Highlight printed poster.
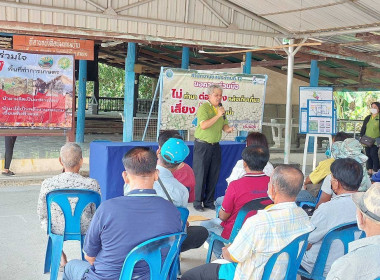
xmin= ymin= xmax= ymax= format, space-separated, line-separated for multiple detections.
xmin=160 ymin=68 xmax=267 ymax=132
xmin=0 ymin=49 xmax=74 ymax=129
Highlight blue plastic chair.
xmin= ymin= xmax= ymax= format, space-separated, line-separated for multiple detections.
xmin=262 ymin=232 xmax=311 ymax=280
xmin=169 ymin=207 xmax=189 ymax=278
xmin=119 ymin=232 xmax=186 ymax=280
xmin=206 ymin=197 xmax=272 ymax=263
xmin=298 ymin=189 xmax=322 ymax=208
xmin=297 ymin=222 xmax=363 ymax=280
xmin=44 ymin=189 xmax=101 ymax=280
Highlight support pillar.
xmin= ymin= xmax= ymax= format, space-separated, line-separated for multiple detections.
xmin=123 ymin=42 xmax=136 ymax=142
xmin=76 ymin=60 xmax=87 ymax=143
xmin=308 ymin=60 xmax=320 ymax=153
xmin=284 ymin=39 xmax=295 ymax=164
xmin=181 ymin=46 xmax=190 ymax=69
xmin=243 ymin=52 xmax=252 ymax=74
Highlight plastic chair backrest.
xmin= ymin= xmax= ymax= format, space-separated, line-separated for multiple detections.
xmin=262 ymin=232 xmax=311 ymax=280
xmin=229 ymin=197 xmax=272 ymax=241
xmin=310 ymin=222 xmax=361 ymax=278
xmin=119 ymin=232 xmax=185 ymax=280
xmin=177 ymin=207 xmax=189 ymax=231
xmin=46 ymin=189 xmax=101 ymax=238
xmin=299 ymin=189 xmax=322 ymax=208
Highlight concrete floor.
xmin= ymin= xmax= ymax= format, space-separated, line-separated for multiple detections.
xmin=0 ymin=184 xmax=216 ymax=280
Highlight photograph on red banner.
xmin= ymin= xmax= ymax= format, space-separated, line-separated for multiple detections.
xmin=0 ymin=49 xmax=74 ymax=129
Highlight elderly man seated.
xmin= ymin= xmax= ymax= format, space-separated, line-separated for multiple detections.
xmin=63 ymin=147 xmax=182 ymax=280
xmin=181 ymin=165 xmax=314 ymax=280
xmin=37 ymin=142 xmax=101 ymax=268
xmin=300 ymin=158 xmax=363 ymax=279
xmin=326 ymin=182 xmax=380 ymax=280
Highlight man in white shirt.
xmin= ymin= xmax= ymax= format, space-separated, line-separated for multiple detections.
xmin=300 ymin=158 xmax=363 ymax=278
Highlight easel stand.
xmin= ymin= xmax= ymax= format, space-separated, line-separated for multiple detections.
xmin=302 ymin=133 xmax=333 ymax=175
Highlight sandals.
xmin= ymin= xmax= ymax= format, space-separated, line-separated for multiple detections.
xmin=2 ymin=170 xmax=15 ymax=176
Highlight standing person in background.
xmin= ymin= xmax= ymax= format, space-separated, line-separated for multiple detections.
xmin=2 ymin=136 xmax=17 ymax=176
xmin=193 ymin=84 xmax=234 ymax=212
xmin=360 ymin=102 xmax=380 ymax=175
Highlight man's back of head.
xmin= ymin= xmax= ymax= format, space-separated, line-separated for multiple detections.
xmin=241 ymin=145 xmax=269 ymax=172
xmin=269 ymin=165 xmax=304 ymax=203
xmin=158 ymin=130 xmax=183 ymax=147
xmin=330 ymin=158 xmax=363 ymax=193
xmin=122 ymin=147 xmax=157 ymax=176
xmin=60 ymin=143 xmax=82 ymax=170
xmin=333 ymin=132 xmax=350 ymax=142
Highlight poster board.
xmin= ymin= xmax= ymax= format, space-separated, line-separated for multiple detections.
xmin=299 ymin=86 xmax=333 ymax=134
xmin=307 ymin=100 xmax=335 ymax=134
xmin=159 ymin=68 xmax=267 ymax=132
xmin=0 ymin=49 xmax=75 ymax=130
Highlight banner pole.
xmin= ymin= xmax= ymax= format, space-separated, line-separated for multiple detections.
xmin=142 ymin=71 xmax=161 ymax=141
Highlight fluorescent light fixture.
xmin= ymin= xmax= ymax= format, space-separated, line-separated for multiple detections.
xmin=281 ymin=63 xmax=311 ymax=70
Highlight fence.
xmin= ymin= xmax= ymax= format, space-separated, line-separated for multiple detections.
xmin=79 ymin=97 xmax=159 ymax=114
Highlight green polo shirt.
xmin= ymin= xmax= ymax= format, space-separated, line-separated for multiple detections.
xmin=194 ymin=101 xmax=228 ymax=143
xmin=365 ymin=114 xmax=380 ymax=138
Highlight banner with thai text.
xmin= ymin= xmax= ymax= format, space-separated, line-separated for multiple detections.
xmin=0 ymin=49 xmax=74 ymax=129
xmin=160 ymin=68 xmax=267 ymax=132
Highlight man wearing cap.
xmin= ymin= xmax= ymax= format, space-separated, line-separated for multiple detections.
xmin=301 ymin=158 xmax=364 ymax=278
xmin=326 ymin=183 xmax=380 ymax=280
xmin=193 ymin=84 xmax=234 ymax=212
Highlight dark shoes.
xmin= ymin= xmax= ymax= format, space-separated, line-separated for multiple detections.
xmin=2 ymin=170 xmax=15 ymax=176
xmin=193 ymin=204 xmax=205 ymax=212
xmin=204 ymin=204 xmax=216 ymax=210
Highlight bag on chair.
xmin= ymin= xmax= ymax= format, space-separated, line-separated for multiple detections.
xmin=360 ymin=135 xmax=375 ymax=147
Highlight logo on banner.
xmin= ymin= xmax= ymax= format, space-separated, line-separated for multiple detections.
xmin=58 ymin=57 xmax=71 ymax=70
xmin=165 ymin=69 xmax=174 ymax=79
xmin=38 ymin=57 xmax=54 ymax=69
xmin=0 ymin=61 xmax=4 ymax=71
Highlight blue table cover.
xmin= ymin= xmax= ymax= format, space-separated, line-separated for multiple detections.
xmin=89 ymin=141 xmax=245 ymax=201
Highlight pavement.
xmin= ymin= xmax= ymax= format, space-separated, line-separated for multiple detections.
xmin=0 ymin=133 xmax=324 ymax=279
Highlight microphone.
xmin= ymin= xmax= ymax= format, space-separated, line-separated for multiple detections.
xmin=218 ymin=103 xmax=226 ymax=120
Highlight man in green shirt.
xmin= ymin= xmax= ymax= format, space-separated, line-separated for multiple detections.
xmin=193 ymin=84 xmax=234 ymax=211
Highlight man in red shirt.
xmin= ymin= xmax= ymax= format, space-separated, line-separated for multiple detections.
xmin=201 ymin=145 xmax=270 ymax=258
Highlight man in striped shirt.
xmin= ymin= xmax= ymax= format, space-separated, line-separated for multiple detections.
xmin=182 ymin=165 xmax=314 ymax=280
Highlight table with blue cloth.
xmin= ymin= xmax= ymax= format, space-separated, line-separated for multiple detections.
xmin=89 ymin=141 xmax=245 ymax=201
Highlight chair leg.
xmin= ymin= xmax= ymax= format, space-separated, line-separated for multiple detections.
xmin=50 ymin=236 xmax=64 ymax=280
xmin=44 ymin=237 xmax=52 ymax=274
xmin=206 ymin=238 xmax=215 ymax=263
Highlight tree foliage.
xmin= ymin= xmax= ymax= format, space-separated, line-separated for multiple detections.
xmin=84 ymin=63 xmax=155 ymax=99
xmin=334 ymin=91 xmax=379 ymax=120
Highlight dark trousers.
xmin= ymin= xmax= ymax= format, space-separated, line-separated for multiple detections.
xmin=193 ymin=141 xmax=221 ymax=208
xmin=365 ymin=145 xmax=379 ymax=172
xmin=4 ymin=136 xmax=17 ymax=169
xmin=180 ymin=225 xmax=208 ymax=252
xmin=181 ymin=263 xmax=221 ymax=280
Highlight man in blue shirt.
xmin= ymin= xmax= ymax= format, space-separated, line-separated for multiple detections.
xmin=63 ymin=147 xmax=182 ymax=280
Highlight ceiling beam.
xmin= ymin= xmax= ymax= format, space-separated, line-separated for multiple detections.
xmin=156 ymin=46 xmax=207 ymax=65
xmin=198 ymin=0 xmax=229 ymax=27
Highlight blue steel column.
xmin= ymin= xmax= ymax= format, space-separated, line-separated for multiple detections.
xmin=123 ymin=42 xmax=136 ymax=142
xmin=76 ymin=60 xmax=87 ymax=143
xmin=243 ymin=52 xmax=252 ymax=74
xmin=181 ymin=46 xmax=190 ymax=69
xmin=308 ymin=60 xmax=319 ymax=152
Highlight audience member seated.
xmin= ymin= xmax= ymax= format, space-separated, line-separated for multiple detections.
xmin=316 ymin=138 xmax=371 ymax=208
xmin=201 ymin=145 xmax=270 ymax=258
xmin=302 ymin=132 xmax=349 ymax=197
xmin=124 ymin=132 xmax=208 ymax=253
xmin=300 ymin=158 xmax=364 ymax=279
xmin=326 ymin=182 xmax=380 ymax=280
xmin=63 ymin=147 xmax=182 ymax=280
xmin=159 ymin=130 xmax=196 ymax=202
xmin=181 ymin=165 xmax=314 ymax=280
xmin=215 ymin=132 xmax=273 ymax=209
xmin=37 ymin=143 xmax=101 ymax=269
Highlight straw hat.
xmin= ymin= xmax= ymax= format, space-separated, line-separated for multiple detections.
xmin=352 ymin=183 xmax=380 ymax=222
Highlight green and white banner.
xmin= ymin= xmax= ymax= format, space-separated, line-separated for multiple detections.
xmin=159 ymin=68 xmax=267 ymax=131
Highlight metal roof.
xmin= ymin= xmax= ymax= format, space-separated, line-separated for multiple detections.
xmin=1 ymin=0 xmax=380 ymax=89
